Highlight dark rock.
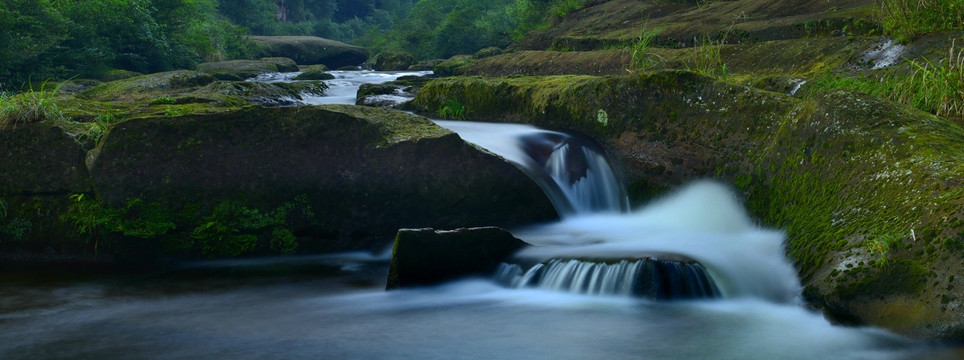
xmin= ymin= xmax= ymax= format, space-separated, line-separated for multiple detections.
xmin=386 ymin=227 xmax=528 ymax=289
xmin=251 ymin=36 xmax=369 ymax=69
xmin=0 ymin=125 xmax=93 ymax=195
xmin=90 ymin=105 xmax=557 ymax=251
xmin=293 ymin=65 xmax=335 ymax=80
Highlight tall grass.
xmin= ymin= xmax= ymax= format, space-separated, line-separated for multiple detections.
xmin=806 ymin=42 xmax=964 ymax=122
xmin=904 ymin=41 xmax=964 ymax=120
xmin=0 ymin=80 xmax=67 ymax=129
xmin=688 ymin=35 xmax=728 ymax=80
xmin=629 ymin=22 xmax=663 ymax=73
xmin=879 ymin=0 xmax=964 ymax=42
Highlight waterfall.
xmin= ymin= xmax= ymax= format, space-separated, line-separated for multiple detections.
xmin=436 ymin=121 xmax=800 ymax=303
xmin=433 ymin=121 xmax=628 ymax=217
xmin=494 ymin=258 xmax=721 ymax=300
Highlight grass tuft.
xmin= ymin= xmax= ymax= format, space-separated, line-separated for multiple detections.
xmin=0 ymin=79 xmax=68 ymax=129
xmin=879 ymin=0 xmax=964 ymax=43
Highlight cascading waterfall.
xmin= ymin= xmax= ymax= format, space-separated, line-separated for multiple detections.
xmin=494 ymin=258 xmax=721 ymax=300
xmin=434 ymin=121 xmax=628 ymax=217
xmin=436 ymin=120 xmax=801 ymax=302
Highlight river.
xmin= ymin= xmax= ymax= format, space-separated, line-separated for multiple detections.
xmin=0 ymin=71 xmax=959 ymax=359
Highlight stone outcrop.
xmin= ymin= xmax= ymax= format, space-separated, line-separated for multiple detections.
xmin=88 ymin=105 xmax=556 ymax=252
xmin=386 ymin=227 xmax=528 ymax=289
xmin=251 ymin=36 xmax=370 ymax=69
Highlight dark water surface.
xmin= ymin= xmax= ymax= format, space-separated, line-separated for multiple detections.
xmin=0 ymin=254 xmax=958 ymax=360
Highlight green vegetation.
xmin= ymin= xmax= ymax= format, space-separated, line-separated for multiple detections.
xmin=879 ymin=0 xmax=964 ymax=43
xmin=629 ymin=22 xmax=663 ymax=73
xmin=63 ymin=194 xmax=312 ymax=258
xmin=438 ymin=98 xmax=468 ymax=119
xmin=0 ymin=198 xmax=32 ymax=243
xmin=687 ymin=36 xmax=728 ymax=80
xmin=0 ymin=0 xmax=252 ymax=89
xmin=805 ymin=43 xmax=964 ymax=122
xmin=0 ymin=80 xmax=67 ymax=129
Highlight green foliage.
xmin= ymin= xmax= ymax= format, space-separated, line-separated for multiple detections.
xmin=806 ymin=44 xmax=963 ymax=122
xmin=438 ymin=98 xmax=468 ymax=119
xmin=629 ymin=22 xmax=663 ymax=73
xmin=0 ymin=0 xmax=252 ymax=89
xmin=0 ymin=198 xmax=32 ymax=242
xmin=687 ymin=36 xmax=728 ymax=80
xmin=879 ymin=0 xmax=964 ymax=43
xmin=64 ymin=194 xmax=310 ymax=258
xmin=0 ymin=79 xmax=67 ymax=129
xmin=865 ymin=233 xmax=902 ymax=268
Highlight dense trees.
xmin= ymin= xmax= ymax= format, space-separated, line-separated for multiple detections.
xmin=0 ymin=0 xmax=585 ymax=89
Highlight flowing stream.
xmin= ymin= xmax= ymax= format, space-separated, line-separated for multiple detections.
xmin=0 ymin=72 xmax=959 ymax=359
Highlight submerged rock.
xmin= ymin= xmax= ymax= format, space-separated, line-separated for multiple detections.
xmin=386 ymin=227 xmax=528 ymax=289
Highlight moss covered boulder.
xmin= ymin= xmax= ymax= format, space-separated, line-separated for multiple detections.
xmin=89 ymin=105 xmax=556 ymax=253
xmin=79 ymin=70 xmax=327 ymax=108
xmin=409 ymin=71 xmax=964 ymax=341
xmin=197 ymin=58 xmax=299 ymax=81
xmin=366 ymin=52 xmax=416 ymax=71
xmin=251 ymin=36 xmax=369 ymax=69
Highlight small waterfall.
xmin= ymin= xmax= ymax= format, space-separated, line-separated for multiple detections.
xmin=495 ymin=258 xmax=721 ymax=300
xmin=434 ymin=121 xmax=629 ymax=217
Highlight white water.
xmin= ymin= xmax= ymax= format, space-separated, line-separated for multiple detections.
xmin=3 ymin=70 xmax=945 ymax=359
xmin=434 ymin=120 xmax=629 ymax=216
xmin=250 ymin=70 xmax=431 ymax=105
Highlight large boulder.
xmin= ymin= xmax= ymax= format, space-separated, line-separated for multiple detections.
xmin=366 ymin=52 xmax=416 ymax=71
xmin=90 ymin=105 xmax=557 ymax=252
xmin=0 ymin=125 xmax=93 ymax=195
xmin=409 ymin=71 xmax=964 ymax=341
xmin=386 ymin=227 xmax=528 ymax=289
xmin=251 ymin=36 xmax=370 ymax=69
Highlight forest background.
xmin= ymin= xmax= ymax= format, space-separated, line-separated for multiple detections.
xmin=0 ymin=0 xmax=588 ymax=89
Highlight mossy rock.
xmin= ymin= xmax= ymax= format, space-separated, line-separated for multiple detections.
xmin=89 ymin=105 xmax=556 ymax=252
xmin=250 ymin=36 xmax=369 ymax=69
xmin=293 ymin=65 xmax=335 ymax=80
xmin=367 ymin=51 xmax=416 ymax=71
xmin=197 ymin=58 xmax=299 ymax=81
xmin=473 ymin=47 xmax=504 ymax=59
xmin=409 ymin=59 xmax=445 ymax=71
xmin=0 ymin=124 xmax=94 ymax=196
xmin=80 ymin=70 xmax=217 ymax=102
xmin=433 ymin=55 xmax=475 ymax=77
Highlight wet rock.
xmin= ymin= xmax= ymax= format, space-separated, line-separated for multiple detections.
xmin=293 ymin=65 xmax=334 ymax=80
xmin=386 ymin=227 xmax=527 ymax=289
